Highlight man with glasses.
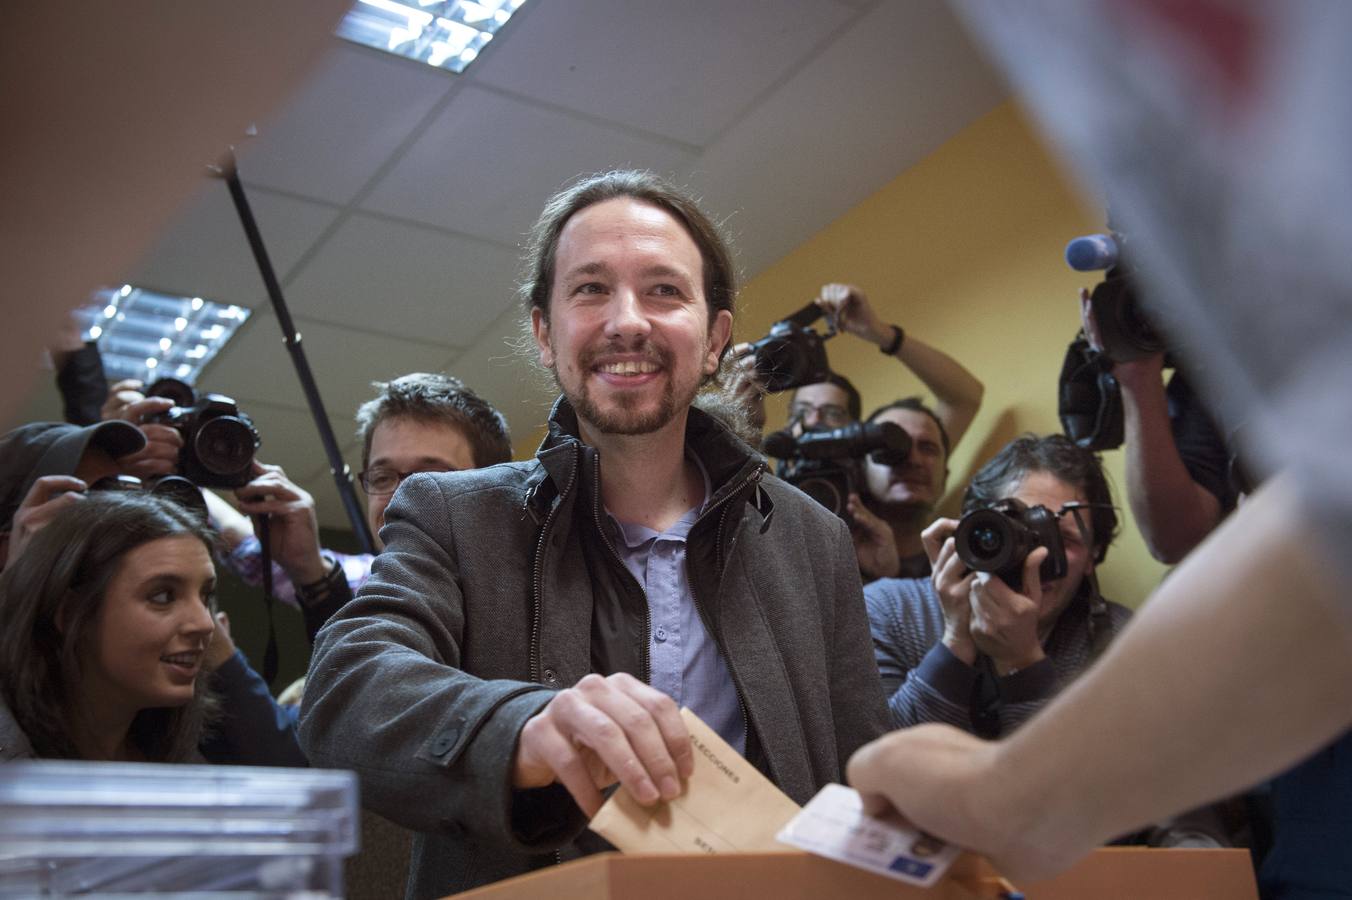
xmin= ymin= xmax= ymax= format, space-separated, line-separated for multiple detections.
xmin=864 ymin=433 xmax=1129 ymax=735
xmin=210 ymin=373 xmax=511 ymax=629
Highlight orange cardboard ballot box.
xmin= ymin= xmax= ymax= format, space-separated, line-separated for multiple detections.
xmin=447 ymin=847 xmax=1258 ymax=900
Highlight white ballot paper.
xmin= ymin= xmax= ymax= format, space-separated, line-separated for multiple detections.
xmin=776 ymin=783 xmax=961 ymax=888
xmin=588 ymin=707 xmax=801 ymax=853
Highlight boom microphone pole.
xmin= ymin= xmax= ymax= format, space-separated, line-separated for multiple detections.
xmin=214 ymin=149 xmax=376 ymax=554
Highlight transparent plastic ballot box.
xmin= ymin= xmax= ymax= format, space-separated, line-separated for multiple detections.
xmin=0 ymin=761 xmax=357 ymax=898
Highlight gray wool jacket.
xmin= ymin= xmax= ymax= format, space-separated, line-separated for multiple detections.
xmin=298 ymin=399 xmax=889 ymax=898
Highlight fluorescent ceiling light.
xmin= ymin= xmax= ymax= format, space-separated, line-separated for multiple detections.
xmin=76 ymin=286 xmax=250 ymax=387
xmin=336 ymin=0 xmax=526 ymax=73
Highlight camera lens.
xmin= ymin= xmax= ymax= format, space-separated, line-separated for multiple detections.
xmin=968 ymin=525 xmax=1003 ymax=560
xmin=194 ymin=416 xmax=255 ymax=475
xmin=955 ymin=508 xmax=1021 ymax=574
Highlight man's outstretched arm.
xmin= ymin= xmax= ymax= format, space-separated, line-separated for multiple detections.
xmin=847 ymin=475 xmax=1352 ymax=882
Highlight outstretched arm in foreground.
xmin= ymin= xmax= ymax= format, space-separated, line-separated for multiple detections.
xmin=847 ymin=475 xmax=1352 ymax=882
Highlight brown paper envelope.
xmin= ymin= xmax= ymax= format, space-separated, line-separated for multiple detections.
xmin=588 ymin=707 xmax=802 ymax=854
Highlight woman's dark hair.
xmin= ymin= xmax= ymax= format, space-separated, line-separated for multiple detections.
xmin=0 ymin=491 xmax=217 ymax=761
xmin=961 ymin=433 xmax=1119 ymax=564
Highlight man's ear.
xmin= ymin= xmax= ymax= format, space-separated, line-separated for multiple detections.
xmin=531 ymin=307 xmax=554 ymax=369
xmin=705 ymin=309 xmax=734 ymax=375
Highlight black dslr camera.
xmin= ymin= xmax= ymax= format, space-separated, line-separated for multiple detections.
xmin=764 ymin=421 xmax=911 ymax=518
xmin=144 ymin=377 xmax=260 ymax=489
xmin=954 ymin=498 xmax=1067 ymax=592
xmin=744 ymin=302 xmax=835 ymax=392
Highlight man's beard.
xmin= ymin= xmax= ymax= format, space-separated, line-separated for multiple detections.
xmin=558 ymin=339 xmax=701 ymax=436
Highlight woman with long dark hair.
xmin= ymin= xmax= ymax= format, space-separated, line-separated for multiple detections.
xmin=0 ymin=491 xmax=217 ymax=761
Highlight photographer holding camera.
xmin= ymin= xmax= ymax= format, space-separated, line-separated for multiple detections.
xmin=864 ymin=433 xmax=1128 ymax=735
xmin=1079 ymin=290 xmax=1237 ymax=564
xmin=736 ymin=283 xmax=983 ymax=581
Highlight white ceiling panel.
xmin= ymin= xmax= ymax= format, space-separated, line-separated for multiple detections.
xmin=469 ymin=0 xmax=860 ymax=146
xmin=130 ymin=180 xmax=340 ymax=309
xmin=283 ymin=212 xmax=520 ymax=345
xmin=203 ymin=310 xmax=455 ymax=417
xmin=299 ymin=442 xmax=368 ymax=531
xmin=429 ymin=302 xmax=557 ymax=451
xmin=360 ymin=85 xmax=696 ymax=244
xmin=235 ymin=43 xmax=456 ymax=205
xmin=684 ymin=0 xmax=1005 ymax=275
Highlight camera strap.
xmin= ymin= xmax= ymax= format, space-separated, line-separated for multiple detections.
xmin=970 ymin=654 xmax=1004 ymax=739
xmin=255 ymin=516 xmax=280 ymax=687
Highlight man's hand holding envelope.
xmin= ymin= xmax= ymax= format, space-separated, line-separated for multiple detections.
xmin=513 ymin=672 xmax=695 ymax=817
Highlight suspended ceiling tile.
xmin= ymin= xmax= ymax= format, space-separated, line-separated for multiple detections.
xmin=284 ymin=212 xmax=520 ymax=346
xmin=361 ymin=85 xmax=694 ymax=245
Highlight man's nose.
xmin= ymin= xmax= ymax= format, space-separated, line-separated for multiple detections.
xmin=603 ymin=288 xmax=652 ymax=342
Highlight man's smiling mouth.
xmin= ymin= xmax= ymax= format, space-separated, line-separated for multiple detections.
xmin=596 ymin=360 xmax=660 ymax=375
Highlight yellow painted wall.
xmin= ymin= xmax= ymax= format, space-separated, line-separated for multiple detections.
xmin=737 ymin=102 xmax=1169 ymax=608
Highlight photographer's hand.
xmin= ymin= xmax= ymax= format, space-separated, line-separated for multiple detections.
xmin=110 ymin=395 xmax=183 ymax=479
xmin=4 ymin=475 xmax=87 ymax=567
xmin=924 ymin=519 xmax=978 ymax=665
xmin=846 ymin=493 xmax=899 ymax=580
xmin=233 ymin=462 xmax=329 ymax=588
xmin=204 ymin=611 xmax=235 ymax=671
xmin=100 ymin=378 xmax=147 ymax=422
xmin=725 ymin=343 xmax=768 ymax=434
xmin=968 ymin=550 xmax=1047 ymax=675
xmin=814 ymin=283 xmax=892 ymax=347
xmin=1079 ymin=287 xmax=1166 ymax=380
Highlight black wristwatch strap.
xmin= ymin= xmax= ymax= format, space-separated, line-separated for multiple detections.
xmin=880 ymin=323 xmax=905 ymax=356
xmin=295 ymin=556 xmax=342 ymax=606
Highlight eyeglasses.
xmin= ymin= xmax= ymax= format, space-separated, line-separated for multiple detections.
xmin=787 ymin=401 xmax=851 ymax=428
xmin=358 ymin=466 xmax=456 ymax=496
xmin=1055 ymin=501 xmax=1116 ymax=543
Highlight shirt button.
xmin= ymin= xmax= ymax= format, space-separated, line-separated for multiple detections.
xmin=654 ymin=627 xmax=668 ymax=643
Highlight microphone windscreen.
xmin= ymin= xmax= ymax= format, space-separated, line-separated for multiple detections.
xmin=1065 ymin=234 xmax=1119 ymax=271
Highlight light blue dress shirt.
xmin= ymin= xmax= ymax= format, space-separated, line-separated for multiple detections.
xmin=605 ymin=460 xmax=746 ymax=755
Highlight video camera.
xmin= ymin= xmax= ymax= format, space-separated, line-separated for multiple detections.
xmin=744 ymin=302 xmax=836 ymax=392
xmin=144 ymin=377 xmax=260 ymax=488
xmin=954 ymin=497 xmax=1067 ymax=593
xmin=763 ymin=420 xmax=911 ymax=518
xmin=1059 ymin=229 xmax=1173 ymax=451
